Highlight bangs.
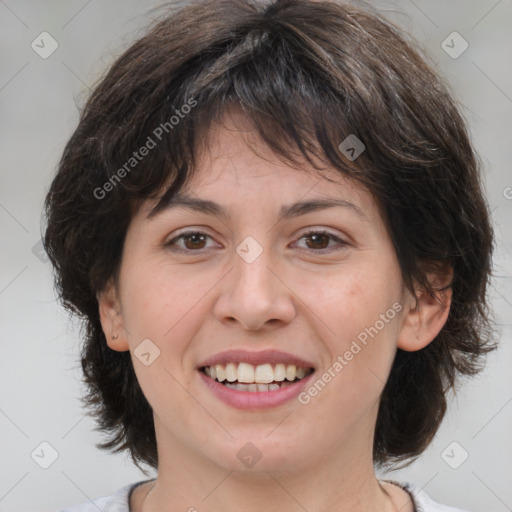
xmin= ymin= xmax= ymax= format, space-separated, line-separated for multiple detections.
xmin=104 ymin=24 xmax=367 ymax=219
xmin=88 ymin=2 xmax=412 ymax=219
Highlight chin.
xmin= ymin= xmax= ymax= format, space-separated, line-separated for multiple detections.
xmin=204 ymin=435 xmax=312 ymax=474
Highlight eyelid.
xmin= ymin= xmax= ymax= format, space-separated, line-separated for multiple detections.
xmin=164 ymin=227 xmax=350 ymax=254
xmin=292 ymin=228 xmax=349 ymax=252
xmin=164 ymin=227 xmax=221 ymax=249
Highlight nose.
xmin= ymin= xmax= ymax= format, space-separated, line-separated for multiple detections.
xmin=213 ymin=240 xmax=297 ymax=332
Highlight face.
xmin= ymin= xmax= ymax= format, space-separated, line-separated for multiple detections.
xmin=98 ymin=108 xmax=435 ymax=476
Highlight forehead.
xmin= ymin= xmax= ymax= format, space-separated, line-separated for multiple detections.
xmin=189 ymin=109 xmax=372 ymax=203
xmin=139 ymin=107 xmax=380 ymax=224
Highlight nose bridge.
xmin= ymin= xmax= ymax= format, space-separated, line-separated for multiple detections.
xmin=213 ymin=234 xmax=296 ymax=330
xmin=233 ymin=234 xmax=276 ymax=298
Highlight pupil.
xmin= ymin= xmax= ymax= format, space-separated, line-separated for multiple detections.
xmin=185 ymin=233 xmax=205 ymax=249
xmin=308 ymin=234 xmax=328 ymax=249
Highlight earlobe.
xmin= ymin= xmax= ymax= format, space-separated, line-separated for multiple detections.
xmin=97 ymin=280 xmax=130 ymax=352
xmin=397 ymin=268 xmax=453 ymax=352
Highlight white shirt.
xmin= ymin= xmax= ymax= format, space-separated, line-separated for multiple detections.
xmin=58 ymin=479 xmax=469 ymax=512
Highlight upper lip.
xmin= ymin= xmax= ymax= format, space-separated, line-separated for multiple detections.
xmin=198 ymin=349 xmax=316 ymax=369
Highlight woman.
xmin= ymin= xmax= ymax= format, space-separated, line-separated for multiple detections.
xmin=44 ymin=0 xmax=495 ymax=510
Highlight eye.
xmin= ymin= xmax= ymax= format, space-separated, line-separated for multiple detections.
xmin=164 ymin=231 xmax=216 ymax=253
xmin=293 ymin=229 xmax=348 ymax=253
xmin=164 ymin=229 xmax=348 ymax=254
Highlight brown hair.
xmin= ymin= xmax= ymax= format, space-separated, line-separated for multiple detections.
xmin=43 ymin=0 xmax=496 ymax=472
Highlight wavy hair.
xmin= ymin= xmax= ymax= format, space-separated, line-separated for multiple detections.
xmin=43 ymin=0 xmax=496 ymax=472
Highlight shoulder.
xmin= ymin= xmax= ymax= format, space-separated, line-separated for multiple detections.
xmin=58 ymin=480 xmax=151 ymax=512
xmin=398 ymin=481 xmax=470 ymax=512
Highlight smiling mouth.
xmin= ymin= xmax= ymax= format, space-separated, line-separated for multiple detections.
xmin=200 ymin=362 xmax=314 ymax=392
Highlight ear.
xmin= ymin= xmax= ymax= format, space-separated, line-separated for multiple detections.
xmin=97 ymin=278 xmax=130 ymax=352
xmin=397 ymin=266 xmax=453 ymax=352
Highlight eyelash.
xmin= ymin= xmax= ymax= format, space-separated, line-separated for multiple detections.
xmin=164 ymin=229 xmax=348 ymax=254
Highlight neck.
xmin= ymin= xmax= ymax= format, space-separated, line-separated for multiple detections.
xmin=140 ymin=419 xmax=409 ymax=512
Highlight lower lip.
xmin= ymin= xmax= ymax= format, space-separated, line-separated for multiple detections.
xmin=198 ymin=370 xmax=315 ymax=410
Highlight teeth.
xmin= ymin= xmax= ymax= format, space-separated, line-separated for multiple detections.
xmin=274 ymin=363 xmax=286 ymax=381
xmin=203 ymin=362 xmax=312 ymax=385
xmin=225 ymin=362 xmax=237 ymax=382
xmin=215 ymin=364 xmax=226 ymax=382
xmin=237 ymin=362 xmax=255 ymax=383
xmin=254 ymin=363 xmax=274 ymax=383
xmin=224 ymin=382 xmax=293 ymax=392
xmin=296 ymin=367 xmax=306 ymax=379
xmin=285 ymin=364 xmax=296 ymax=381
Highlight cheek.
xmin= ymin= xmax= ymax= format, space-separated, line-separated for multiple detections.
xmin=120 ymin=258 xmax=198 ymax=336
xmin=119 ymin=260 xmax=211 ymax=416
xmin=119 ymin=259 xmax=224 ymax=375
xmin=297 ymin=258 xmax=401 ymax=405
xmin=296 ymin=256 xmax=401 ymax=345
xmin=340 ymin=267 xmax=401 ymax=366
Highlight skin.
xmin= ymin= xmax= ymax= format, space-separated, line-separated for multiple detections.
xmin=98 ymin=107 xmax=452 ymax=512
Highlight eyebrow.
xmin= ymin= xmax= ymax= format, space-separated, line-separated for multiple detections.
xmin=147 ymin=193 xmax=367 ymax=222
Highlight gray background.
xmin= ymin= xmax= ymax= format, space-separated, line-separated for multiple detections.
xmin=1 ymin=1 xmax=511 ymax=511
